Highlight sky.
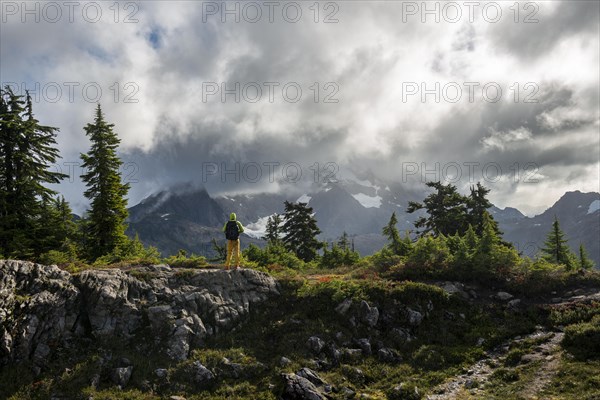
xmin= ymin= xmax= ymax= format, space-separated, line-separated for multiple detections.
xmin=1 ymin=0 xmax=599 ymax=216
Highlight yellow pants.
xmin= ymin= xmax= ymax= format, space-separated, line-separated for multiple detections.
xmin=225 ymin=239 xmax=241 ymax=268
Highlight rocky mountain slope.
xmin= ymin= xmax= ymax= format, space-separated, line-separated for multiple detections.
xmin=0 ymin=260 xmax=278 ymax=371
xmin=1 ymin=260 xmax=599 ymax=399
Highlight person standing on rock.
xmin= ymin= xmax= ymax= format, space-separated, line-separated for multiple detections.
xmin=222 ymin=212 xmax=244 ymax=270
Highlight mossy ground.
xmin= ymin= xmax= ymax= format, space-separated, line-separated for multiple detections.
xmin=1 ymin=271 xmax=598 ymax=399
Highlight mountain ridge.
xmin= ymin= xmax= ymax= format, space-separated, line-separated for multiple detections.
xmin=125 ymin=183 xmax=600 ymax=266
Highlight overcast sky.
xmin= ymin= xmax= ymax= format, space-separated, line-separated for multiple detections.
xmin=1 ymin=0 xmax=599 ymax=215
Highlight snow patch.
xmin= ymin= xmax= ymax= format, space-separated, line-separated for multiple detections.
xmin=161 ymin=213 xmax=170 ymax=218
xmin=297 ymin=194 xmax=312 ymax=204
xmin=352 ymin=193 xmax=382 ymax=208
xmin=588 ymin=200 xmax=600 ymax=214
xmin=243 ymin=215 xmax=275 ymax=239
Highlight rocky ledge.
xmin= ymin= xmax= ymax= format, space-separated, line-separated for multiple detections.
xmin=0 ymin=260 xmax=279 ymax=370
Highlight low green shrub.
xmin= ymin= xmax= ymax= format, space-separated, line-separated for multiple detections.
xmin=366 ymin=247 xmax=404 ymax=271
xmin=164 ymin=251 xmax=208 ymax=268
xmin=296 ymin=278 xmax=367 ymax=303
xmin=243 ymin=243 xmax=306 ymax=270
xmin=412 ymin=345 xmax=445 ymax=370
xmin=93 ymin=236 xmax=161 ymax=266
xmin=491 ymin=368 xmax=520 ymax=382
xmin=319 ymin=242 xmax=360 ymax=269
xmin=550 ymin=301 xmax=600 ymax=326
xmin=504 ymin=348 xmax=525 ymax=366
xmin=38 ymin=249 xmax=73 ymax=265
xmin=562 ymin=316 xmax=600 ymax=360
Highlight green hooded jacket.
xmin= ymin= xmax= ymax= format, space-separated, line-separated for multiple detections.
xmin=222 ymin=212 xmax=244 ymax=236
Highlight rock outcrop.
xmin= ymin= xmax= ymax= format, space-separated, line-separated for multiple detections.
xmin=281 ymin=367 xmax=333 ymax=400
xmin=0 ymin=260 xmax=279 ymax=368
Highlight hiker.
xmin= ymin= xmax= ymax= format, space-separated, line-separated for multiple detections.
xmin=223 ymin=212 xmax=244 ymax=270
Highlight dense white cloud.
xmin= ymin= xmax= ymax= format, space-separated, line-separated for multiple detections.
xmin=1 ymin=0 xmax=598 ymax=215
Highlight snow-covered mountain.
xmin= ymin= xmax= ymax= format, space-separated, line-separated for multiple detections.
xmin=211 ymin=178 xmax=425 ymax=255
xmin=499 ymin=191 xmax=600 ymax=263
xmin=126 ymin=181 xmax=600 ymax=267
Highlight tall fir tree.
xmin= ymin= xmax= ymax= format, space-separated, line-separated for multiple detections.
xmin=80 ymin=105 xmax=130 ymax=260
xmin=281 ymin=201 xmax=322 ymax=262
xmin=467 ymin=183 xmax=501 ymax=235
xmin=540 ymin=216 xmax=575 ymax=270
xmin=466 ymin=182 xmax=513 ymax=248
xmin=0 ymin=87 xmax=66 ymax=258
xmin=264 ymin=214 xmax=282 ymax=244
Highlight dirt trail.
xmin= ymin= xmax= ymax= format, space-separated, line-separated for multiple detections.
xmin=426 ymin=330 xmax=564 ymax=399
xmin=425 ymin=287 xmax=600 ymax=400
xmin=519 ymin=333 xmax=564 ymax=399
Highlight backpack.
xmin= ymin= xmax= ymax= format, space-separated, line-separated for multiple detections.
xmin=225 ymin=220 xmax=240 ymax=240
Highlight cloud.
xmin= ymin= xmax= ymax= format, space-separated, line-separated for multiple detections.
xmin=487 ymin=1 xmax=600 ymax=60
xmin=1 ymin=1 xmax=598 ymax=216
xmin=481 ymin=127 xmax=533 ymax=151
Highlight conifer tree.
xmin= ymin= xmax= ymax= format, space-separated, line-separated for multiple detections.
xmin=281 ymin=201 xmax=322 ymax=262
xmin=464 ymin=224 xmax=478 ymax=250
xmin=452 ymin=234 xmax=474 ymax=271
xmin=407 ymin=181 xmax=469 ymax=237
xmin=401 ymin=231 xmax=413 ymax=254
xmin=338 ymin=231 xmax=350 ymax=250
xmin=80 ymin=105 xmax=130 ymax=260
xmin=540 ymin=216 xmax=575 ymax=270
xmin=0 ymin=87 xmax=66 ymax=258
xmin=36 ymin=196 xmax=77 ymax=255
xmin=264 ymin=214 xmax=282 ymax=244
xmin=578 ymin=243 xmax=595 ymax=270
xmin=382 ymin=212 xmax=401 ymax=246
xmin=471 ymin=211 xmax=517 ymax=276
xmin=467 ymin=182 xmax=514 ymax=248
xmin=54 ymin=196 xmax=78 ymax=251
xmin=408 ymin=181 xmax=512 ymax=248
xmin=476 ymin=212 xmax=500 ymax=255
xmin=467 ymin=183 xmax=501 ymax=236
xmin=382 ymin=212 xmax=411 ymax=256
